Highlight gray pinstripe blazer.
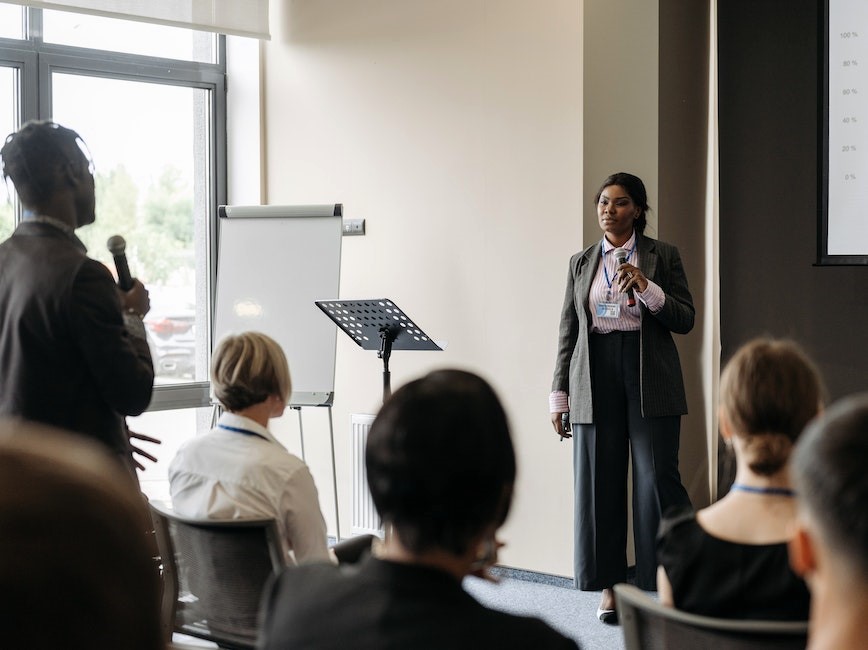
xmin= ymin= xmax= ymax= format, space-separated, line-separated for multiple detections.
xmin=551 ymin=234 xmax=695 ymax=424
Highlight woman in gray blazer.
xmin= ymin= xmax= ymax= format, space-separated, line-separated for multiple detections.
xmin=550 ymin=172 xmax=693 ymax=624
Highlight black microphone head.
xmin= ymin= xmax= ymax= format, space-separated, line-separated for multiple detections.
xmin=106 ymin=235 xmax=126 ymax=256
xmin=613 ymin=247 xmax=628 ymax=264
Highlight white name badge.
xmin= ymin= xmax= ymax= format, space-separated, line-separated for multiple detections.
xmin=596 ymin=302 xmax=621 ymax=318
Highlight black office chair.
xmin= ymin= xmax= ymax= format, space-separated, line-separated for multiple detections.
xmin=149 ymin=501 xmax=285 ymax=649
xmin=614 ymin=583 xmax=809 ymax=650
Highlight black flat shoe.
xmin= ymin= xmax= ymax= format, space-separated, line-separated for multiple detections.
xmin=596 ymin=606 xmax=619 ymax=625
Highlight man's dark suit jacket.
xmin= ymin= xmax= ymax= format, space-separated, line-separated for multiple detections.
xmin=258 ymin=557 xmax=579 ymax=650
xmin=0 ymin=221 xmax=154 ymax=458
xmin=552 ymin=233 xmax=695 ymax=424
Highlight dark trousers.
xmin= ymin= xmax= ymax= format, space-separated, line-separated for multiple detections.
xmin=573 ymin=331 xmax=691 ymax=591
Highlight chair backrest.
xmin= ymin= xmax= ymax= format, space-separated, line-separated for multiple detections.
xmin=149 ymin=501 xmax=285 ymax=650
xmin=614 ymin=584 xmax=809 ymax=650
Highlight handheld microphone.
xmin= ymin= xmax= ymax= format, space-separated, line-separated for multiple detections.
xmin=106 ymin=235 xmax=133 ymax=291
xmin=613 ymin=247 xmax=636 ymax=307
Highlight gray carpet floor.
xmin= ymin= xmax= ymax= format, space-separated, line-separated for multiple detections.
xmin=171 ymin=566 xmax=631 ymax=649
xmin=465 ymin=570 xmax=626 ymax=650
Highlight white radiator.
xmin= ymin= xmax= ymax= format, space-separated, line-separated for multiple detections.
xmin=351 ymin=414 xmax=384 ymax=537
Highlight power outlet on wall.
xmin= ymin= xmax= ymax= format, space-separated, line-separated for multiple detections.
xmin=343 ymin=218 xmax=366 ymax=236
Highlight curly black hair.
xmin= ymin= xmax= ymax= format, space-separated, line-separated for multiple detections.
xmin=1 ymin=120 xmax=89 ymax=207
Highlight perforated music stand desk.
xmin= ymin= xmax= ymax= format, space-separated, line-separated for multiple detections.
xmin=315 ymin=298 xmax=442 ymax=403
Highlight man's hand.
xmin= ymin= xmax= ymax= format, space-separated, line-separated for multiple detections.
xmin=120 ymin=279 xmax=150 ymax=318
xmin=128 ymin=427 xmax=161 ymax=471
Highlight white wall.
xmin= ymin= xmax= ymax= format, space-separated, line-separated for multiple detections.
xmin=262 ymin=0 xmax=582 ymax=576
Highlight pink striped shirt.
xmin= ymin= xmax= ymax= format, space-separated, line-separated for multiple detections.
xmin=549 ymin=232 xmax=666 ymax=413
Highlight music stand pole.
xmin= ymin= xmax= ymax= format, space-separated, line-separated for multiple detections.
xmin=379 ymin=327 xmax=396 ymax=402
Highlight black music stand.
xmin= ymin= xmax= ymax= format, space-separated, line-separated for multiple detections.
xmin=315 ymin=298 xmax=442 ymax=403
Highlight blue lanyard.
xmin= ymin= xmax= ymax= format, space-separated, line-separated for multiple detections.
xmin=217 ymin=423 xmax=269 ymax=441
xmin=602 ymin=242 xmax=635 ymax=290
xmin=730 ymin=483 xmax=796 ymax=497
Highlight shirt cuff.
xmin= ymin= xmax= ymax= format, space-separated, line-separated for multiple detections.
xmin=549 ymin=391 xmax=569 ymax=413
xmin=123 ymin=311 xmax=148 ymax=340
xmin=637 ymin=280 xmax=665 ymax=313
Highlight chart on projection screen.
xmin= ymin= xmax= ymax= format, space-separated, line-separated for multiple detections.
xmin=827 ymin=0 xmax=868 ymax=258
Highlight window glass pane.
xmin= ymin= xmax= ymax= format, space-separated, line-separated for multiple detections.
xmin=0 ymin=66 xmax=16 ymax=239
xmin=0 ymin=3 xmax=23 ymax=40
xmin=43 ymin=9 xmax=216 ymax=63
xmin=51 ymin=72 xmax=211 ymax=386
xmin=129 ymin=407 xmax=213 ymax=502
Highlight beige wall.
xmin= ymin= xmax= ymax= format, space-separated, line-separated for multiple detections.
xmin=263 ymin=0 xmax=582 ymax=576
xmin=261 ymin=0 xmax=710 ymax=577
xmin=581 ymin=0 xmax=711 ymax=564
xmin=582 ymin=0 xmax=658 ymax=244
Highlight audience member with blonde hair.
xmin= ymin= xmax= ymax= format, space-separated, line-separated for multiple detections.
xmin=0 ymin=421 xmax=162 ymax=650
xmin=789 ymin=393 xmax=868 ymax=650
xmin=169 ymin=331 xmax=331 ymax=564
xmin=656 ymin=338 xmax=823 ymax=619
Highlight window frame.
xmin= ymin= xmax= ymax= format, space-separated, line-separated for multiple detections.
xmin=0 ymin=4 xmax=227 ymax=410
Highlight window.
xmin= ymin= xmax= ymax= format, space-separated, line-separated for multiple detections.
xmin=0 ymin=3 xmax=22 ymax=39
xmin=52 ymin=73 xmax=212 ymax=386
xmin=0 ymin=3 xmax=226 ymax=498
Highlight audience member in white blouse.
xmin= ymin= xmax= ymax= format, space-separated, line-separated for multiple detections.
xmin=169 ymin=331 xmax=331 ymax=564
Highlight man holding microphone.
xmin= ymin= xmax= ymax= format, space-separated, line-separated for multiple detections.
xmin=0 ymin=120 xmax=155 ymax=475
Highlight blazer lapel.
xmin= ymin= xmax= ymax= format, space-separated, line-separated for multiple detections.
xmin=638 ymin=234 xmax=657 ymax=282
xmin=576 ymin=243 xmax=601 ymax=313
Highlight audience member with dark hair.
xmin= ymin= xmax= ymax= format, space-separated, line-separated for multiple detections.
xmin=258 ymin=369 xmax=579 ymax=649
xmin=657 ymin=338 xmax=822 ymax=619
xmin=0 ymin=120 xmax=155 ymax=474
xmin=0 ymin=420 xmax=162 ymax=650
xmin=789 ymin=393 xmax=868 ymax=650
xmin=169 ymin=331 xmax=335 ymax=565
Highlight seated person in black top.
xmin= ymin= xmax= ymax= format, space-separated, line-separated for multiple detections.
xmin=258 ymin=369 xmax=579 ymax=650
xmin=657 ymin=338 xmax=822 ymax=620
xmin=790 ymin=393 xmax=868 ymax=650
